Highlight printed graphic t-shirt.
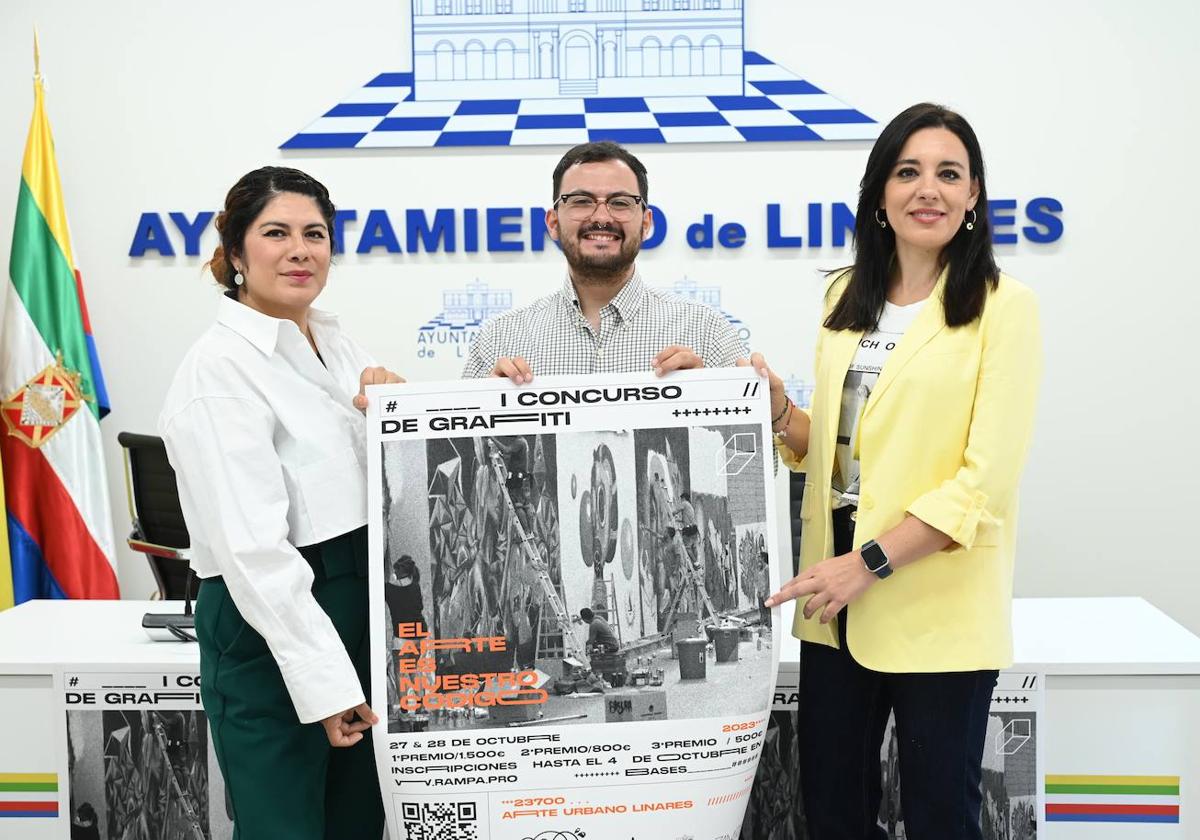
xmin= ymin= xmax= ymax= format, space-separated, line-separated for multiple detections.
xmin=832 ymin=298 xmax=928 ymax=508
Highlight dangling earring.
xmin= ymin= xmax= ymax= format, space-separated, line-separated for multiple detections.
xmin=964 ymin=209 xmax=977 ymax=231
xmin=233 ymin=271 xmax=244 ymax=286
xmin=874 ymin=209 xmax=888 ymax=229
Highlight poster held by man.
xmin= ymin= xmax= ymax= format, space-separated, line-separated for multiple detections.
xmin=367 ymin=369 xmax=778 ymax=839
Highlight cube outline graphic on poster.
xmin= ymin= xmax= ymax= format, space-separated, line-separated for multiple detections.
xmin=717 ymin=432 xmax=756 ymax=476
xmin=366 ymin=368 xmax=780 ymax=840
xmin=997 ymin=717 xmax=1032 ymax=756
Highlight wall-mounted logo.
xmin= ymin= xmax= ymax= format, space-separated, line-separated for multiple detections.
xmin=416 ymin=279 xmax=515 ymax=360
xmin=660 ymin=277 xmax=749 ymax=343
xmin=284 ymin=1 xmax=877 ymax=149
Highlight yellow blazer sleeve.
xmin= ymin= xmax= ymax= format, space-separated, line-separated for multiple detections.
xmin=905 ymin=282 xmax=1043 ymax=550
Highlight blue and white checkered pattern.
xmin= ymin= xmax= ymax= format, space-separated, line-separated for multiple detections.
xmin=418 ymin=314 xmax=486 ymax=331
xmin=282 ymin=52 xmax=878 ymax=149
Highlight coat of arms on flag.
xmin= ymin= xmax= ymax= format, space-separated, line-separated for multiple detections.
xmin=2 ymin=354 xmax=88 ymax=449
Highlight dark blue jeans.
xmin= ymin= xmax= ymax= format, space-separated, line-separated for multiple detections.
xmin=797 ymin=507 xmax=997 ymax=840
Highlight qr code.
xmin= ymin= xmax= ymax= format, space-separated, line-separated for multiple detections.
xmin=402 ymin=801 xmax=479 ymax=840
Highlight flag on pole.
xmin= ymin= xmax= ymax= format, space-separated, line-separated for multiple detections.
xmin=0 ymin=36 xmax=118 ymax=605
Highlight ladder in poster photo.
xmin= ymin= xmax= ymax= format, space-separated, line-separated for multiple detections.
xmin=535 ymin=579 xmax=568 ymax=660
xmin=486 ymin=441 xmax=589 ymax=666
xmin=594 ymin=577 xmax=623 ymax=646
xmin=538 ymin=578 xmax=622 ymax=659
xmin=660 ymin=529 xmax=720 ymax=635
xmin=149 ymin=714 xmax=205 ymax=840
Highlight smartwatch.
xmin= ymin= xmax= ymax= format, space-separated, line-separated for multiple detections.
xmin=860 ymin=539 xmax=892 ymax=579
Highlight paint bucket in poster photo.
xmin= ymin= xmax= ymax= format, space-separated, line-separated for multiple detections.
xmin=712 ymin=626 xmax=741 ymax=663
xmin=669 ymin=611 xmax=700 ymax=658
xmin=676 ymin=637 xmax=708 ymax=680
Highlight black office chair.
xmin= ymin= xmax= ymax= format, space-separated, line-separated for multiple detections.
xmin=117 ymin=432 xmax=196 ymax=601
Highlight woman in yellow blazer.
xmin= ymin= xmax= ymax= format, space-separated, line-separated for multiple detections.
xmin=754 ymin=104 xmax=1041 ymax=840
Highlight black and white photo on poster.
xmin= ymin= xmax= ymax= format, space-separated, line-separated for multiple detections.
xmin=58 ymin=671 xmax=233 ymax=840
xmin=740 ymin=598 xmax=804 ymax=840
xmin=978 ymin=672 xmax=1042 ymax=840
xmin=380 ymin=420 xmax=774 ymax=733
xmin=980 ymin=709 xmax=1039 ymax=840
xmin=740 ymin=709 xmax=807 ymax=840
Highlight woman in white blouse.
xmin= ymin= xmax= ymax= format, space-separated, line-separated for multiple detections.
xmin=160 ymin=167 xmax=400 ymax=838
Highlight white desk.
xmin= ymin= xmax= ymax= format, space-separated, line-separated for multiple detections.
xmin=1013 ymin=596 xmax=1200 ymax=673
xmin=2 ymin=597 xmax=1198 ymax=838
xmin=0 ymin=599 xmax=199 ymax=672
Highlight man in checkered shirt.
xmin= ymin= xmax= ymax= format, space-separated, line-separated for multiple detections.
xmin=462 ymin=141 xmax=747 ymax=381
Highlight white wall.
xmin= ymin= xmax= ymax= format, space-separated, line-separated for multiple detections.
xmin=2 ymin=1 xmax=1198 ymax=634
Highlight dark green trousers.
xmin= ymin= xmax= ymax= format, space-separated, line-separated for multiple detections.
xmin=195 ymin=527 xmax=384 ymax=840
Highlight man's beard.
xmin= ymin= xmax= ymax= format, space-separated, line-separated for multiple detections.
xmin=561 ymin=221 xmax=641 ymax=284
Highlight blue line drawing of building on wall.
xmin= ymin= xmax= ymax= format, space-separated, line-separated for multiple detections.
xmin=415 ymin=280 xmax=515 ymax=362
xmin=412 ymin=0 xmax=744 ymax=100
xmin=783 ymin=375 xmax=814 ymax=409
xmin=661 ymin=276 xmax=749 ymax=339
xmin=421 ymin=280 xmax=514 ymax=330
xmin=283 ymin=1 xmax=879 ymax=149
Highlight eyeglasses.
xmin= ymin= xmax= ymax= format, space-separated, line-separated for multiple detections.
xmin=554 ymin=192 xmax=645 ymax=221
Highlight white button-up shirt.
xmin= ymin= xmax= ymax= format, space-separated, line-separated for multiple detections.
xmin=462 ymin=271 xmax=747 ymax=378
xmin=160 ymin=295 xmax=375 ymax=723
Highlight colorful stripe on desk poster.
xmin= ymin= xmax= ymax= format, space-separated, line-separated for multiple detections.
xmin=0 ymin=773 xmax=59 ymax=818
xmin=1045 ymin=775 xmax=1180 ymax=823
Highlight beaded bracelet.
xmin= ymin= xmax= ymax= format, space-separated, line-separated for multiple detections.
xmin=770 ymin=395 xmax=791 ymax=426
xmin=772 ymin=397 xmax=793 ymax=435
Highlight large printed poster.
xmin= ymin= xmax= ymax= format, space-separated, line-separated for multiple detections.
xmin=367 ymin=369 xmax=779 ymax=840
xmin=55 ymin=670 xmax=233 ymax=840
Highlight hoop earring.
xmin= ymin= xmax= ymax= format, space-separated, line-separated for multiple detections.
xmin=233 ymin=272 xmax=244 ymax=286
xmin=874 ymin=209 xmax=888 ymax=229
xmin=964 ymin=209 xmax=977 ymax=231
